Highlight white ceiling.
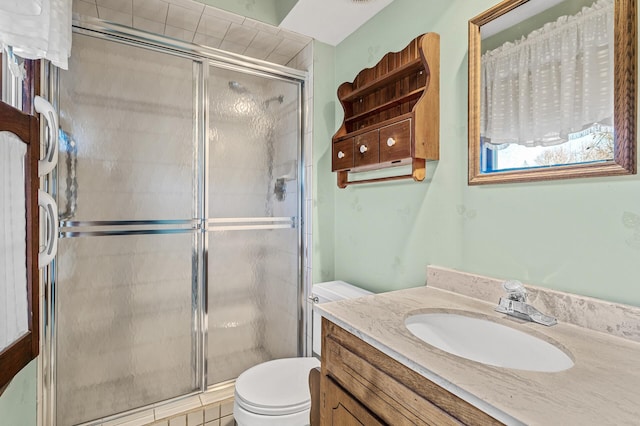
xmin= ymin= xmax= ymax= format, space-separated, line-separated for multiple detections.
xmin=279 ymin=0 xmax=395 ymax=46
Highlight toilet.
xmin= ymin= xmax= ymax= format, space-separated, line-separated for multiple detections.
xmin=233 ymin=280 xmax=372 ymax=426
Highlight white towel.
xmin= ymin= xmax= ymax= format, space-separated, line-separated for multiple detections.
xmin=0 ymin=131 xmax=29 ymax=352
xmin=0 ymin=0 xmax=71 ymax=69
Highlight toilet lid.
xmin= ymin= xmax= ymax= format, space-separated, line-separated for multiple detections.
xmin=235 ymin=357 xmax=321 ymax=416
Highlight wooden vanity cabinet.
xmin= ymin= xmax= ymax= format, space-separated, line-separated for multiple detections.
xmin=318 ymin=318 xmax=503 ymax=426
xmin=331 ymin=33 xmax=440 ymax=188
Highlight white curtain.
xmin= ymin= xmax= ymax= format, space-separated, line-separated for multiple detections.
xmin=0 ymin=0 xmax=72 ymax=69
xmin=0 ymin=132 xmax=29 ymax=352
xmin=481 ymin=0 xmax=614 ymax=147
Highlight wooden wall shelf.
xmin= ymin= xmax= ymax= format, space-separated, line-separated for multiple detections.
xmin=332 ymin=33 xmax=440 ymax=188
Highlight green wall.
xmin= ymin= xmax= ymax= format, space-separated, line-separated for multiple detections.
xmin=316 ymin=0 xmax=640 ymax=307
xmin=0 ymin=359 xmax=37 ymax=425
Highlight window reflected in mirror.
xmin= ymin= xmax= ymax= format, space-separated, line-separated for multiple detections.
xmin=468 ymin=0 xmax=636 ymax=184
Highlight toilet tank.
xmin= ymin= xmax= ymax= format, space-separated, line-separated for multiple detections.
xmin=311 ymin=280 xmax=372 ymax=356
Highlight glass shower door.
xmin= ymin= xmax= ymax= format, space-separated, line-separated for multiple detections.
xmin=206 ymin=66 xmax=302 ymax=385
xmin=54 ymin=33 xmax=199 ymax=425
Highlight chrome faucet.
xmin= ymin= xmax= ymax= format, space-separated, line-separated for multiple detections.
xmin=495 ymin=281 xmax=557 ymax=326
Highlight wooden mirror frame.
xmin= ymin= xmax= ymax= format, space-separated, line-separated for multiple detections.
xmin=468 ymin=0 xmax=637 ymax=184
xmin=0 ymin=59 xmax=40 ymax=394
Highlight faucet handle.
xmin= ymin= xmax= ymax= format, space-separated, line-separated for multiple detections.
xmin=503 ymin=280 xmax=527 ymax=302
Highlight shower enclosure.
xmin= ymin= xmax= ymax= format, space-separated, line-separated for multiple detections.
xmin=42 ymin=21 xmax=306 ymax=426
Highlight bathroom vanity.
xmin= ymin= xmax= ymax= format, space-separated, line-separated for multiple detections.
xmin=320 ymin=318 xmax=501 ymax=425
xmin=315 ymin=267 xmax=640 ymax=425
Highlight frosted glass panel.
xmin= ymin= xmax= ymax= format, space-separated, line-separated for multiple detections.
xmin=207 ymin=228 xmax=299 ymax=384
xmin=207 ymin=67 xmax=301 ymax=385
xmin=56 ymin=234 xmax=195 ymax=426
xmin=208 ymin=67 xmax=300 ymax=218
xmin=0 ymin=132 xmax=28 ymax=352
xmin=58 ymin=33 xmax=195 ymax=221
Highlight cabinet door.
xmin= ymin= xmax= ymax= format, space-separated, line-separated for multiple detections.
xmin=379 ymin=119 xmax=411 ymax=163
xmin=332 ymin=138 xmax=354 ymax=171
xmin=354 ymin=129 xmax=379 ymax=167
xmin=324 ymin=377 xmax=385 ymax=426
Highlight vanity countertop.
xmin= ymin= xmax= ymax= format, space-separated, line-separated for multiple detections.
xmin=315 ymin=285 xmax=640 ymax=425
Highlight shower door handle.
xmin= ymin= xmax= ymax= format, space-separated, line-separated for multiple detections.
xmin=34 ymin=96 xmax=59 ymax=176
xmin=38 ymin=189 xmax=59 ymax=268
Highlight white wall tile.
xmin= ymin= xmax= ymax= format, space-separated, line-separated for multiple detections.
xmin=164 ymin=24 xmax=195 ymax=42
xmin=246 ymin=31 xmax=281 ymax=53
xmin=220 ymin=399 xmax=234 ymax=417
xmin=133 ymin=16 xmax=165 ymax=34
xmin=73 ymin=0 xmax=98 ymax=17
xmin=133 ymin=0 xmax=168 ymax=23
xmin=265 ymin=52 xmax=290 ymax=66
xmin=219 ymin=415 xmax=233 ymax=426
xmin=193 ymin=33 xmax=222 ymax=49
xmin=187 ymin=410 xmax=203 ymax=426
xmin=224 ymin=23 xmax=257 ymax=46
xmin=203 ymin=405 xmax=220 ymax=422
xmin=97 ymin=6 xmax=133 ymax=25
xmin=97 ymin=0 xmax=132 ymax=14
xmin=272 ymin=38 xmax=307 ymax=58
xmin=196 ymin=14 xmax=231 ymax=39
xmin=164 ymin=0 xmax=203 ymax=13
xmin=168 ymin=416 xmax=186 ymax=426
xmin=242 ymin=17 xmax=279 ymax=34
xmin=166 ymin=3 xmax=202 ymax=31
xmin=218 ymin=40 xmax=246 ymax=55
xmin=202 ymin=5 xmax=243 ymax=24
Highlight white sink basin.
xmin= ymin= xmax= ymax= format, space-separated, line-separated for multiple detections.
xmin=405 ymin=313 xmax=573 ymax=372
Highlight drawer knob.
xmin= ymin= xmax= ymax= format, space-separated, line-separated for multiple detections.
xmin=337 ymin=151 xmax=345 ymax=159
xmin=359 ymin=145 xmax=368 ymax=154
xmin=387 ymin=137 xmax=396 ymax=147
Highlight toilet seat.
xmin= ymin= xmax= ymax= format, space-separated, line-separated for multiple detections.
xmin=234 ymin=357 xmax=320 ymax=416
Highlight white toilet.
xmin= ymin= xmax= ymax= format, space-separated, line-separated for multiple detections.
xmin=233 ymin=280 xmax=372 ymax=426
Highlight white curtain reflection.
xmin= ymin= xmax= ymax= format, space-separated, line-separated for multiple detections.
xmin=481 ymin=0 xmax=614 ymax=148
xmin=0 ymin=131 xmax=28 ymax=352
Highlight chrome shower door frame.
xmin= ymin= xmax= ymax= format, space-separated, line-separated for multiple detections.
xmin=40 ymin=17 xmax=308 ymax=426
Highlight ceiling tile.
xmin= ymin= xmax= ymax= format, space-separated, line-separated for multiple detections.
xmin=97 ymin=6 xmax=133 ymax=26
xmin=246 ymin=31 xmax=281 ymax=54
xmin=164 ymin=24 xmax=195 ymax=42
xmin=193 ymin=33 xmax=222 ymax=49
xmin=242 ymin=18 xmax=279 ymax=35
xmin=133 ymin=0 xmax=168 ymax=23
xmin=223 ymin=23 xmax=257 ymax=46
xmin=265 ymin=52 xmax=292 ymax=66
xmin=279 ymin=29 xmax=311 ymax=45
xmin=164 ymin=0 xmax=203 ymax=13
xmin=202 ymin=5 xmax=244 ymax=24
xmin=219 ymin=39 xmax=247 ymax=55
xmin=166 ymin=3 xmax=202 ymax=31
xmin=73 ymin=0 xmax=98 ymax=17
xmin=272 ymin=38 xmax=307 ymax=58
xmin=133 ymin=16 xmax=165 ymax=34
xmin=196 ymin=14 xmax=231 ymax=39
xmin=96 ymin=0 xmax=132 ymax=14
xmin=243 ymin=47 xmax=270 ymax=61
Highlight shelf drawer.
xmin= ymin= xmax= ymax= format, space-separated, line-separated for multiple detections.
xmin=332 ymin=138 xmax=354 ymax=171
xmin=380 ymin=119 xmax=411 ymax=163
xmin=355 ymin=129 xmax=380 ymax=167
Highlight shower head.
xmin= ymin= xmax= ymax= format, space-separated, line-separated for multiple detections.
xmin=228 ymin=81 xmax=249 ymax=94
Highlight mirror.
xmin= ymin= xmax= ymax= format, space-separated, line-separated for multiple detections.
xmin=468 ymin=0 xmax=637 ymax=184
xmin=0 ymin=100 xmax=39 ymax=392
